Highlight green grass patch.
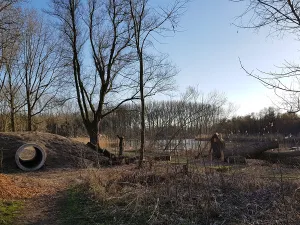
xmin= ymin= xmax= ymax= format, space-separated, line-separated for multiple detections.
xmin=0 ymin=200 xmax=23 ymax=225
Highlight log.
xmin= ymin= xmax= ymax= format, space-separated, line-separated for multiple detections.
xmin=223 ymin=141 xmax=279 ymax=159
xmin=261 ymin=150 xmax=300 ymax=160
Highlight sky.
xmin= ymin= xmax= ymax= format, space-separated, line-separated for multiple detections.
xmin=27 ymin=0 xmax=300 ymax=116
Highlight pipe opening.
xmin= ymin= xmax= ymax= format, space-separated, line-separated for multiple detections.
xmin=15 ymin=144 xmax=46 ymax=171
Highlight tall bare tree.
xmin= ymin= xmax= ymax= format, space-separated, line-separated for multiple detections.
xmin=19 ymin=10 xmax=65 ymax=131
xmin=0 ymin=14 xmax=23 ymax=132
xmin=2 ymin=55 xmax=24 ymax=131
xmin=0 ymin=0 xmax=23 ymax=90
xmin=127 ymin=0 xmax=187 ymax=167
xmin=234 ymin=0 xmax=300 ymax=113
xmin=48 ymin=0 xmax=139 ymax=145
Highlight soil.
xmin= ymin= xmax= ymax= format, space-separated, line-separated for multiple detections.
xmin=0 ymin=132 xmax=109 ymax=172
xmin=12 ymin=169 xmax=87 ymax=225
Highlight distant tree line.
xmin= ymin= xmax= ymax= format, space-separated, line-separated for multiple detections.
xmin=0 ymin=93 xmax=229 ymax=140
xmin=101 ymin=93 xmax=228 ymax=140
xmin=214 ymin=107 xmax=300 ymax=138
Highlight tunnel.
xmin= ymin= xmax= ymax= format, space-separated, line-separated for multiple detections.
xmin=15 ymin=143 xmax=47 ymax=171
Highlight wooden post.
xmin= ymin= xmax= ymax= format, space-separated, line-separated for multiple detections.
xmin=117 ymin=135 xmax=124 ymax=157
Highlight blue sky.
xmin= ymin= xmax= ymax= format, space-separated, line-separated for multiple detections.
xmin=27 ymin=0 xmax=300 ymax=116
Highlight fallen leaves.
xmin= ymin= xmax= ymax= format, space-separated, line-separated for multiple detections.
xmin=0 ymin=173 xmax=57 ymax=200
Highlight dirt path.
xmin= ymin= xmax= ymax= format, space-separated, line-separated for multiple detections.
xmin=16 ymin=193 xmax=64 ymax=225
xmin=9 ymin=168 xmax=87 ymax=225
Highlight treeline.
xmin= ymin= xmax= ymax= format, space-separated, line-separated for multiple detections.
xmin=0 ymin=101 xmax=85 ymax=136
xmin=101 ymin=95 xmax=228 ymax=139
xmin=0 ymin=95 xmax=229 ymax=140
xmin=1 ymin=98 xmax=300 ymax=141
xmin=215 ymin=107 xmax=300 ymax=137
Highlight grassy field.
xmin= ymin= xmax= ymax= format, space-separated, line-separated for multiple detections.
xmin=54 ymin=161 xmax=300 ymax=225
xmin=1 ymin=159 xmax=300 ymax=224
xmin=1 ymin=134 xmax=300 ymax=224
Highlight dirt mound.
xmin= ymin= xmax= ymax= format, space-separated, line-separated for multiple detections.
xmin=0 ymin=132 xmax=109 ymax=171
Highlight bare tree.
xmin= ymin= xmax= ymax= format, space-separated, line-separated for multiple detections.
xmin=0 ymin=13 xmax=23 ymax=132
xmin=19 ymin=10 xmax=65 ymax=131
xmin=234 ymin=0 xmax=300 ymax=113
xmin=0 ymin=0 xmax=23 ymax=90
xmin=2 ymin=55 xmax=24 ymax=131
xmin=48 ymin=0 xmax=139 ymax=145
xmin=127 ymin=0 xmax=187 ymax=167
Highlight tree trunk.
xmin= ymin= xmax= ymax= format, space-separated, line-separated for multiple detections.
xmin=7 ymin=69 xmax=15 ymax=132
xmin=27 ymin=113 xmax=32 ymax=131
xmin=223 ymin=141 xmax=279 ymax=159
xmin=26 ymin=78 xmax=32 ymax=131
xmin=9 ymin=87 xmax=15 ymax=132
xmin=140 ymin=99 xmax=145 ymax=167
xmin=87 ymin=120 xmax=98 ymax=146
xmin=139 ymin=53 xmax=145 ymax=168
xmin=10 ymin=107 xmax=15 ymax=132
xmin=261 ymin=149 xmax=300 ymax=160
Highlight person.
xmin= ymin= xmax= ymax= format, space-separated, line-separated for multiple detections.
xmin=209 ymin=133 xmax=225 ymax=162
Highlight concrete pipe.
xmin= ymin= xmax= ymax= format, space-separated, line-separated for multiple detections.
xmin=15 ymin=143 xmax=47 ymax=171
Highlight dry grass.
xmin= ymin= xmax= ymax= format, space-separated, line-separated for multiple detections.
xmin=71 ymin=136 xmax=119 ymax=150
xmin=81 ymin=160 xmax=300 ymax=225
xmin=2 ymin=158 xmax=300 ymax=224
xmin=70 ymin=137 xmax=90 ymax=144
